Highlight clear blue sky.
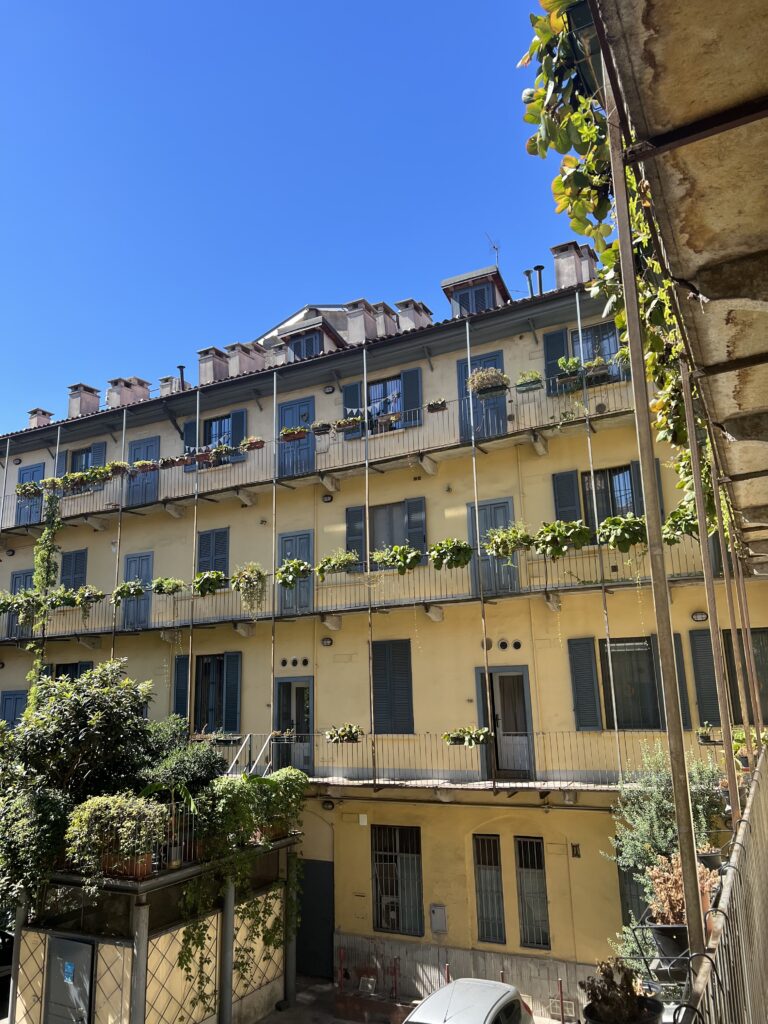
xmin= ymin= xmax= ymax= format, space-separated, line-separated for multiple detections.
xmin=0 ymin=1 xmax=563 ymax=433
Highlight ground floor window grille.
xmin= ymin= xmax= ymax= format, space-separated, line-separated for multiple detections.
xmin=515 ymin=836 xmax=550 ymax=949
xmin=371 ymin=825 xmax=424 ymax=936
xmin=473 ymin=834 xmax=506 ymax=943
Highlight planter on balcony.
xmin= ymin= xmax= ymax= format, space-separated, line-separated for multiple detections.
xmin=280 ymin=429 xmax=308 ymax=442
xmin=475 ymin=385 xmax=508 ymax=400
xmin=376 ymin=412 xmax=401 ymax=427
xmin=240 ymin=437 xmax=265 ymax=451
xmin=648 ymin=922 xmax=689 ymax=963
xmin=515 ymin=380 xmax=543 ymax=393
xmin=427 ymin=399 xmax=447 ymax=413
xmin=311 ymin=422 xmax=332 ymax=436
xmin=195 ymin=452 xmax=212 ymax=465
xmin=697 ymin=850 xmax=723 ymax=871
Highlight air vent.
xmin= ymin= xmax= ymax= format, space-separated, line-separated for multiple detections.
xmin=548 ymin=997 xmax=577 ymax=1021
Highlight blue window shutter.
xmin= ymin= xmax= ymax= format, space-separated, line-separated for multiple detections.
xmin=473 ymin=284 xmax=491 ymax=313
xmin=689 ymin=629 xmax=720 ymax=726
xmin=76 ymin=661 xmax=93 ymax=678
xmin=173 ymin=655 xmax=189 ymax=718
xmin=630 ymin=459 xmax=664 ymax=518
xmin=346 ymin=506 xmax=365 ymax=571
xmin=372 ymin=642 xmax=393 ymax=734
xmin=452 ymin=289 xmax=471 ymax=317
xmin=568 ymin=637 xmax=602 ymax=730
xmin=56 ymin=452 xmax=68 ymax=476
xmin=400 ymin=367 xmax=423 ymax=428
xmin=543 ymin=329 xmax=568 ymax=395
xmin=404 ymin=497 xmax=427 ymax=561
xmin=183 ymin=421 xmax=197 ymax=472
xmin=372 ymin=640 xmax=414 ymax=735
xmin=553 ymin=470 xmax=581 ymax=521
xmin=61 ymin=549 xmax=87 ymax=590
xmin=213 ymin=528 xmax=229 ymax=576
xmin=229 ymin=409 xmax=247 ymax=461
xmin=197 ymin=530 xmax=213 ymax=573
xmin=90 ymin=442 xmax=107 ymax=467
xmin=342 ymin=382 xmax=363 ymax=439
xmin=223 ymin=652 xmax=241 ymax=733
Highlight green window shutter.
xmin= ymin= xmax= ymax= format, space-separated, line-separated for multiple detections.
xmin=173 ymin=655 xmax=189 ymax=718
xmin=400 ymin=367 xmax=423 ymax=428
xmin=223 ymin=652 xmax=241 ymax=733
xmin=229 ymin=409 xmax=247 ymax=461
xmin=342 ymin=382 xmax=363 ymax=439
xmin=345 ymin=506 xmax=365 ymax=572
xmin=543 ymin=329 xmax=568 ymax=395
xmin=552 ymin=470 xmax=581 ymax=521
xmin=567 ymin=637 xmax=602 ymax=730
xmin=689 ymin=629 xmax=721 ymax=726
xmin=404 ymin=497 xmax=427 ymax=560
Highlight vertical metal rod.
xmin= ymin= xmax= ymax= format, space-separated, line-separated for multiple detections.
xmin=110 ymin=407 xmax=128 ymax=658
xmin=38 ymin=424 xmax=63 ymax=659
xmin=363 ymin=344 xmax=377 ymax=786
xmin=7 ymin=898 xmax=27 ymax=1024
xmin=271 ymin=370 xmax=278 ymax=742
xmin=712 ymin=476 xmax=754 ymax=767
xmin=129 ymin=897 xmax=150 ymax=1024
xmin=0 ymin=437 xmax=10 ymax=533
xmin=465 ymin=320 xmax=496 ymax=788
xmin=284 ymin=851 xmax=298 ymax=1007
xmin=734 ymin=551 xmax=764 ymax=741
xmin=186 ymin=388 xmax=201 ymax=732
xmin=218 ymin=878 xmax=235 ymax=1023
xmin=679 ymin=361 xmax=741 ymax=819
xmin=605 ymin=71 xmax=705 ymax=956
xmin=576 ymin=289 xmax=622 ymax=779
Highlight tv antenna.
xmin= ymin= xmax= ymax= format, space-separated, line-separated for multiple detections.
xmin=486 ymin=233 xmax=500 ymax=267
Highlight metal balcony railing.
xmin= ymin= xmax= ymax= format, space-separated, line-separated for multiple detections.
xmin=0 ymin=537 xmax=706 ymax=643
xmin=0 ymin=373 xmax=634 ymax=529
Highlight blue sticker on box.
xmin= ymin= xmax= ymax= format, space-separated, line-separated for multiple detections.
xmin=63 ymin=961 xmax=75 ymax=984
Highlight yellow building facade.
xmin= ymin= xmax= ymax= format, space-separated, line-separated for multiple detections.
xmin=1 ymin=252 xmax=765 ymax=1017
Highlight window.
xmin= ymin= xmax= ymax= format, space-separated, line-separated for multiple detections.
xmin=372 ymin=640 xmax=414 ymax=734
xmin=367 ymin=375 xmax=402 ymax=429
xmin=70 ymin=447 xmax=93 ymax=472
xmin=581 ymin=465 xmax=637 ymax=530
xmin=570 ymin=321 xmax=620 ymax=367
xmin=60 ymin=550 xmax=88 ymax=590
xmin=183 ymin=411 xmax=247 ymax=468
xmin=346 ymin=499 xmax=426 ymax=570
xmin=371 ymin=502 xmax=407 ymax=551
xmin=203 ymin=415 xmax=232 ymax=447
xmin=197 ymin=528 xmax=229 ymax=577
xmin=618 ymin=865 xmax=647 ymax=926
xmin=60 ymin=442 xmax=108 ymax=482
xmin=1 ymin=691 xmax=28 ymax=727
xmin=371 ymin=825 xmax=424 ymax=936
xmin=43 ymin=662 xmax=93 ymax=681
xmin=452 ymin=284 xmax=492 ymax=317
xmin=515 ymin=837 xmax=550 ymax=949
xmin=473 ymin=835 xmax=506 ymax=943
xmin=288 ymin=332 xmax=322 ymax=361
xmin=192 ymin=652 xmax=241 ymax=733
xmin=598 ymin=637 xmax=662 ymax=730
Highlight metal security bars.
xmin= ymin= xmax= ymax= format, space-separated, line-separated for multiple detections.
xmin=371 ymin=825 xmax=424 ymax=937
xmin=515 ymin=837 xmax=550 ymax=950
xmin=473 ymin=835 xmax=506 ymax=944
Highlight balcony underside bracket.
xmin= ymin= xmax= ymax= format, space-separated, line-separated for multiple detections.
xmin=234 ymin=622 xmax=255 ymax=638
xmin=84 ymin=517 xmax=107 ymax=531
xmin=544 ymin=591 xmax=561 ymax=613
xmin=417 ymin=454 xmax=437 ymax=476
xmin=77 ymin=636 xmax=102 ymax=650
xmin=320 ymin=474 xmax=340 ymax=493
xmin=530 ymin=431 xmax=548 ymax=456
xmin=322 ymin=614 xmax=342 ymax=631
xmin=161 ymin=400 xmax=184 ymax=440
xmin=424 ymin=604 xmax=444 ymax=622
xmin=163 ymin=503 xmax=186 ymax=519
xmin=237 ymin=489 xmax=259 ymax=507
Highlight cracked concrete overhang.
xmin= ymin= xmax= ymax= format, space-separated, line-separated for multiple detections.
xmin=594 ymin=0 xmax=768 ymax=571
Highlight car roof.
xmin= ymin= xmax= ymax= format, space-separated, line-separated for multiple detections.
xmin=406 ymin=979 xmax=521 ymax=1024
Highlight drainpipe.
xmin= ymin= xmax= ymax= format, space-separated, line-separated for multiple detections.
xmin=218 ymin=879 xmax=235 ymax=1023
xmin=605 ymin=72 xmax=705 ymax=956
xmin=270 ymin=370 xmax=278 ymax=750
xmin=129 ymin=896 xmax=149 ymax=1024
xmin=186 ymin=388 xmax=201 ymax=732
xmin=0 ymin=437 xmax=10 ymax=534
xmin=111 ymin=407 xmax=128 ymax=658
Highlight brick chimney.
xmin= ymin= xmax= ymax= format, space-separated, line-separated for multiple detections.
xmin=68 ymin=384 xmax=100 ymax=419
xmin=106 ymin=377 xmax=151 ymax=408
xmin=28 ymin=408 xmax=53 ymax=429
xmin=225 ymin=342 xmax=266 ymax=377
xmin=198 ymin=347 xmax=229 ymax=385
xmin=395 ymin=299 xmax=433 ymax=332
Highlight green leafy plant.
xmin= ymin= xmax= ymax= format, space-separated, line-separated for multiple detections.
xmin=427 ymin=398 xmax=447 ymax=412
xmin=579 ymin=960 xmax=657 ymax=1024
xmin=111 ymin=579 xmax=146 ymax=605
xmin=427 ymin=538 xmax=473 ymax=571
xmin=596 ymin=513 xmax=647 ymax=552
xmin=150 ymin=577 xmax=185 ymax=596
xmin=0 ymin=783 xmax=70 ymax=909
xmin=15 ymin=481 xmax=43 ymax=499
xmin=132 ymin=460 xmax=158 ymax=473
xmin=371 ymin=543 xmax=422 ymax=574
xmin=325 ymin=723 xmax=363 ymax=743
xmin=238 ymin=435 xmax=264 ymax=451
xmin=662 ymin=502 xmax=699 ymax=545
xmin=613 ymin=346 xmax=630 ymax=369
xmin=142 ymin=742 xmax=226 ymax=797
xmin=315 ymin=549 xmax=358 ymax=582
xmin=208 ymin=443 xmax=237 ymax=464
xmin=231 ymin=562 xmax=268 ymax=613
xmin=466 ymin=367 xmax=510 ymax=394
xmin=334 ymin=415 xmax=363 ymax=431
xmin=275 ymin=559 xmax=312 ymax=589
xmin=484 ymin=524 xmax=534 ymax=560
xmin=280 ymin=425 xmax=308 ymax=439
xmin=533 ymin=519 xmax=591 ymax=559
xmin=192 ymin=570 xmax=227 ymax=597
xmin=557 ymin=355 xmax=582 ymax=376
xmin=515 ymin=369 xmax=544 ymax=388
xmin=73 ymin=584 xmax=105 ymax=624
xmin=441 ymin=726 xmax=490 ymax=747
xmin=583 ymin=355 xmax=607 ymax=372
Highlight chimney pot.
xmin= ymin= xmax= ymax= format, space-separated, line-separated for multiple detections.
xmin=67 ymin=383 xmax=101 ymax=419
xmin=395 ymin=299 xmax=433 ymax=332
xmin=106 ymin=376 xmax=151 ymax=408
xmin=551 ymin=241 xmax=598 ymax=289
xmin=224 ymin=342 xmax=266 ymax=377
xmin=198 ymin=347 xmax=229 ymax=385
xmin=28 ymin=408 xmax=53 ymax=429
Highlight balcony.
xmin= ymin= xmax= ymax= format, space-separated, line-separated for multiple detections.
xmin=0 ymin=373 xmax=634 ymax=530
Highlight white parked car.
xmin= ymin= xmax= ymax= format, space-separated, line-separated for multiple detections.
xmin=404 ymin=978 xmax=534 ymax=1024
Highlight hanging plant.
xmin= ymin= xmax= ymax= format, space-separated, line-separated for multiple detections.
xmin=533 ymin=520 xmax=591 ymax=560
xmin=231 ymin=562 xmax=268 ymax=613
xmin=192 ymin=571 xmax=227 ymax=597
xmin=111 ymin=579 xmax=146 ymax=606
xmin=44 ymin=585 xmax=78 ymax=611
xmin=427 ymin=398 xmax=447 ymax=413
xmin=371 ymin=544 xmax=422 ymax=575
xmin=15 ymin=481 xmax=43 ymax=499
xmin=612 ymin=347 xmax=631 ymax=370
xmin=662 ymin=502 xmax=699 ymax=546
xmin=73 ymin=585 xmax=105 ymax=624
xmin=441 ymin=726 xmax=490 ymax=747
xmin=596 ymin=513 xmax=648 ymax=553
xmin=275 ymin=559 xmax=312 ymax=589
xmin=583 ymin=356 xmax=608 ymax=377
xmin=315 ymin=549 xmax=358 ymax=582
xmin=13 ymin=590 xmax=42 ymax=628
xmin=324 ymin=723 xmax=363 ymax=744
xmin=239 ymin=436 xmax=265 ymax=452
xmin=484 ymin=524 xmax=533 ymax=560
xmin=151 ymin=577 xmax=186 ymax=596
xmin=280 ymin=426 xmax=308 ymax=442
xmin=334 ymin=416 xmax=363 ymax=433
xmin=427 ymin=538 xmax=473 ymax=571
xmin=515 ymin=369 xmax=544 ymax=393
xmin=466 ymin=367 xmax=510 ymax=398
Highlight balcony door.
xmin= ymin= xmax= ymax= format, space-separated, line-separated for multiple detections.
xmin=491 ymin=671 xmax=533 ymax=778
xmin=16 ymin=463 xmax=44 ymax=526
xmin=278 ymin=531 xmax=313 ymax=616
xmin=274 ymin=677 xmax=313 ymax=772
xmin=278 ymin=396 xmax=315 ymax=478
xmin=127 ymin=436 xmax=160 ymax=506
xmin=122 ymin=551 xmax=153 ymax=630
xmin=468 ymin=498 xmax=518 ymax=597
xmin=457 ymin=352 xmax=507 ymax=442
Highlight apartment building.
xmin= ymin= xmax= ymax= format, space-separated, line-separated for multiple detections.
xmin=1 ymin=242 xmax=766 ymax=1016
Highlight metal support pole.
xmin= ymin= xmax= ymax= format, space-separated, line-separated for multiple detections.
xmin=712 ymin=477 xmax=754 ymax=768
xmin=605 ymin=72 xmax=705 ymax=956
xmin=284 ymin=851 xmax=298 ymax=1007
xmin=111 ymin=407 xmax=128 ymax=658
xmin=129 ymin=897 xmax=150 ymax=1024
xmin=218 ymin=878 xmax=235 ymax=1024
xmin=185 ymin=389 xmax=202 ymax=732
xmin=7 ymin=899 xmax=27 ymax=1024
xmin=680 ymin=360 xmax=741 ymax=819
xmin=734 ymin=552 xmax=764 ymax=742
xmin=0 ymin=437 xmax=11 ymax=534
xmin=362 ymin=345 xmax=377 ymax=786
xmin=270 ymin=370 xmax=278 ymax=745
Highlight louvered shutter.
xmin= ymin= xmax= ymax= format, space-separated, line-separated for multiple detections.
xmin=690 ymin=629 xmax=721 ymax=726
xmin=405 ymin=497 xmax=427 ymax=562
xmin=400 ymin=367 xmax=422 ymax=428
xmin=372 ymin=641 xmax=393 ymax=734
xmin=390 ymin=640 xmax=414 ymax=734
xmin=629 ymin=459 xmax=664 ymax=518
xmin=223 ymin=652 xmax=241 ymax=733
xmin=183 ymin=421 xmax=197 ymax=472
xmin=342 ymin=382 xmax=364 ymax=439
xmin=552 ymin=470 xmax=581 ymax=521
xmin=213 ymin=529 xmax=229 ymax=576
xmin=648 ymin=634 xmax=692 ymax=729
xmin=346 ymin=506 xmax=365 ymax=572
xmin=543 ymin=329 xmax=568 ymax=395
xmin=453 ymin=289 xmax=471 ymax=317
xmin=229 ymin=409 xmax=247 ymax=461
xmin=90 ymin=442 xmax=107 ymax=467
xmin=173 ymin=655 xmax=189 ymax=718
xmin=583 ymin=470 xmax=611 ymax=532
xmin=568 ymin=637 xmax=602 ymax=730
xmin=55 ymin=452 xmax=68 ymax=476
xmin=473 ymin=284 xmax=491 ymax=313
xmin=197 ymin=530 xmax=213 ymax=573
xmin=61 ymin=549 xmax=87 ymax=590
xmin=76 ymin=661 xmax=93 ymax=678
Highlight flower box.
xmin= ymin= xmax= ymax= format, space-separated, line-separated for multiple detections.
xmin=241 ymin=438 xmax=265 ymax=451
xmin=475 ymin=385 xmax=508 ymax=400
xmin=281 ymin=429 xmax=308 ymax=442
xmin=515 ymin=379 xmax=543 ymax=393
xmin=427 ymin=400 xmax=447 ymax=413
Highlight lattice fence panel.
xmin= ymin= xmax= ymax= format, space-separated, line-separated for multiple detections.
xmin=146 ymin=916 xmax=219 ymax=1024
xmin=15 ymin=930 xmax=46 ymax=1024
xmin=232 ymin=892 xmax=284 ymax=1002
xmin=95 ymin=943 xmax=132 ymax=1024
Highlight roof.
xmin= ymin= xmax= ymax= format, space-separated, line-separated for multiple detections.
xmin=406 ymin=979 xmax=519 ymax=1024
xmin=440 ymin=266 xmax=512 ymax=303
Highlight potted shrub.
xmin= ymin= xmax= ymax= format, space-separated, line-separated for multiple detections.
xmin=376 ymin=411 xmax=401 ymax=428
xmin=325 ymin=723 xmax=363 ymax=744
xmin=533 ymin=520 xmax=591 ymax=560
xmin=15 ymin=481 xmax=43 ymax=499
xmin=66 ymin=793 xmax=168 ymax=883
xmin=311 ymin=420 xmax=332 ymax=436
xmin=644 ymin=853 xmax=718 ymax=962
xmin=466 ymin=367 xmax=510 ymax=400
xmin=334 ymin=415 xmax=363 ymax=434
xmin=613 ymin=346 xmax=631 ymax=371
xmin=483 ymin=524 xmax=533 ymax=560
xmin=427 ymin=538 xmax=473 ymax=571
xmin=239 ymin=435 xmax=265 ymax=452
xmin=276 ymin=558 xmax=312 ymax=589
xmin=151 ymin=577 xmax=185 ymax=596
xmin=280 ymin=425 xmax=308 ymax=442
xmin=231 ymin=562 xmax=268 ymax=614
xmin=268 ymin=767 xmax=309 ymax=838
xmin=583 ymin=355 xmax=609 ymax=379
xmin=427 ymin=398 xmax=447 ymax=413
xmin=557 ymin=355 xmax=583 ymax=379
xmin=596 ymin=513 xmax=648 ymax=553
xmin=371 ymin=543 xmax=422 ymax=575
xmin=441 ymin=726 xmax=490 ymax=748
xmin=661 ymin=502 xmax=699 ymax=545
xmin=315 ymin=548 xmax=359 ymax=582
xmin=515 ymin=370 xmax=543 ymax=393
xmin=580 ymin=960 xmax=663 ymax=1024
xmin=208 ymin=443 xmax=236 ymax=465
xmin=111 ymin=579 xmax=146 ymax=606
xmin=192 ymin=570 xmax=227 ymax=597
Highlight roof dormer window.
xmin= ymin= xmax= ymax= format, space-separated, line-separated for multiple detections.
xmin=288 ymin=331 xmax=322 ymax=362
xmin=452 ymin=284 xmax=492 ymax=317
